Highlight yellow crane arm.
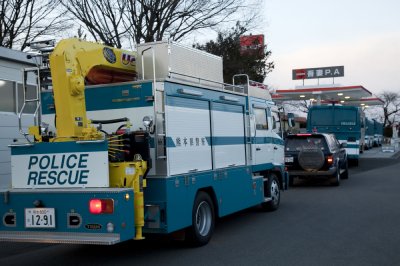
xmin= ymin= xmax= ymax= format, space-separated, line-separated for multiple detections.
xmin=49 ymin=38 xmax=137 ymax=141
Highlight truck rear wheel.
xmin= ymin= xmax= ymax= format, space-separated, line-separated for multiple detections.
xmin=186 ymin=191 xmax=215 ymax=246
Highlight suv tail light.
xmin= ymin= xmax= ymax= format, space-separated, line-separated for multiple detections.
xmin=326 ymin=155 xmax=334 ymax=165
xmin=89 ymin=199 xmax=114 ymax=214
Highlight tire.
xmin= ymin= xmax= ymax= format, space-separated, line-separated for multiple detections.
xmin=330 ymin=167 xmax=340 ymax=186
xmin=298 ymin=148 xmax=325 ymax=171
xmin=261 ymin=173 xmax=280 ymax=211
xmin=186 ymin=191 xmax=215 ymax=247
xmin=341 ymin=160 xmax=349 ymax=179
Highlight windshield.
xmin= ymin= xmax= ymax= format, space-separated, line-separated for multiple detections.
xmin=334 ymin=109 xmax=357 ymax=126
xmin=309 ymin=109 xmax=333 ymax=126
xmin=285 ymin=136 xmax=328 ymax=151
xmin=309 ymin=108 xmax=357 ymax=126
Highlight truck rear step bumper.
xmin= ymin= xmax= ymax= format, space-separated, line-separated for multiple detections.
xmin=0 ymin=231 xmax=120 ymax=245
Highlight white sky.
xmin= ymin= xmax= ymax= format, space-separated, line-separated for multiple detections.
xmin=262 ymin=0 xmax=400 ymax=96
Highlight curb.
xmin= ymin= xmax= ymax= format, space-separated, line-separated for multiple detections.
xmin=391 ymin=150 xmax=400 ymax=159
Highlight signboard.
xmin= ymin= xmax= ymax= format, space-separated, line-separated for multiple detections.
xmin=240 ymin=34 xmax=264 ymax=56
xmin=292 ymin=66 xmax=344 ymax=80
xmin=11 ymin=151 xmax=109 ymax=188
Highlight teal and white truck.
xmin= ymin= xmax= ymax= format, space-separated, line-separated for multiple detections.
xmin=0 ymin=39 xmax=287 ymax=246
xmin=372 ymin=119 xmax=383 ymax=146
xmin=306 ymin=105 xmax=365 ymax=166
xmin=364 ymin=118 xmax=374 ymax=150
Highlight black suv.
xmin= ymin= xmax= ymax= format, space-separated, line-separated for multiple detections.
xmin=284 ymin=133 xmax=348 ymax=186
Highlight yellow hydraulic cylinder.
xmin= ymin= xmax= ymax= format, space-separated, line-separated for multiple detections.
xmin=134 ymin=190 xmax=145 ymax=240
xmin=109 ymin=160 xmax=147 ymax=240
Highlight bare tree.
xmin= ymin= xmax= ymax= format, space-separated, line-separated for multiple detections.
xmin=59 ymin=0 xmax=261 ymax=47
xmin=364 ymin=106 xmax=383 ymax=123
xmin=59 ymin=0 xmax=128 ymax=48
xmin=380 ymin=91 xmax=400 ymax=127
xmin=283 ymin=100 xmax=311 ymax=115
xmin=124 ymin=0 xmax=259 ymax=43
xmin=0 ymin=0 xmax=69 ymax=51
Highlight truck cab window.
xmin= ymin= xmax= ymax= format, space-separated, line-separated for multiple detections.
xmin=0 ymin=80 xmax=16 ymax=112
xmin=254 ymin=108 xmax=268 ymax=130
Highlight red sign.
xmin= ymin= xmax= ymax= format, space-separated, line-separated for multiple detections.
xmin=240 ymin=35 xmax=264 ymax=56
xmin=293 ymin=69 xmax=306 ymax=80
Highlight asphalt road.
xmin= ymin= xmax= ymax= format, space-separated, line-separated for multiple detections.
xmin=1 ymin=156 xmax=400 ymax=266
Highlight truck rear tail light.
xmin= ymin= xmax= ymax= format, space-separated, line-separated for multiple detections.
xmin=326 ymin=156 xmax=334 ymax=165
xmin=89 ymin=199 xmax=114 ymax=214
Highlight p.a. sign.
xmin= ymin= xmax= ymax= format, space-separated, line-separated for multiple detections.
xmin=292 ymin=66 xmax=344 ymax=80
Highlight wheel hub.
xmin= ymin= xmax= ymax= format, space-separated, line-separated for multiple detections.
xmin=195 ymin=201 xmax=212 ymax=236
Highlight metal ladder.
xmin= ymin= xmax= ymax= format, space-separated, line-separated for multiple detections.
xmin=18 ymin=40 xmax=54 ymax=143
xmin=232 ymin=74 xmax=253 ymax=163
xmin=140 ymin=47 xmax=167 ymax=162
xmin=18 ymin=67 xmax=42 ymax=143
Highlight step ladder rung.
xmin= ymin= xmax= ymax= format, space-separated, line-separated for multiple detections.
xmin=263 ymin=197 xmax=272 ymax=203
xmin=25 ymin=99 xmax=39 ymax=103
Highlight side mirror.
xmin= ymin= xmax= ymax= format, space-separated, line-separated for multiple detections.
xmin=272 ymin=115 xmax=277 ymax=130
xmin=142 ymin=116 xmax=154 ymax=132
xmin=287 ymin=113 xmax=295 ymax=128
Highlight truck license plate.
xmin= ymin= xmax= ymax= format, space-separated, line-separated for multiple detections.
xmin=25 ymin=208 xmax=56 ymax=228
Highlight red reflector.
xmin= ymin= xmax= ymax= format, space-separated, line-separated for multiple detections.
xmin=89 ymin=199 xmax=114 ymax=214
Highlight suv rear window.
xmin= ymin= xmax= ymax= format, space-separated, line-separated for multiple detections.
xmin=285 ymin=135 xmax=328 ymax=151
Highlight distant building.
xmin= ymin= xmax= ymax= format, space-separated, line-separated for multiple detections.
xmin=0 ymin=46 xmax=36 ymax=188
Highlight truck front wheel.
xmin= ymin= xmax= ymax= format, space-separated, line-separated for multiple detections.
xmin=261 ymin=173 xmax=280 ymax=211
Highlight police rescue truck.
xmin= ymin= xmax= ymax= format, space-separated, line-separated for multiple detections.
xmin=0 ymin=39 xmax=287 ymax=246
xmin=307 ymin=105 xmax=365 ymax=166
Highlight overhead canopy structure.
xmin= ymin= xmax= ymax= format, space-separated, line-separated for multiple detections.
xmin=336 ymin=97 xmax=384 ymax=107
xmin=272 ymin=85 xmax=384 ymax=107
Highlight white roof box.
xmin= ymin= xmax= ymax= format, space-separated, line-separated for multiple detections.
xmin=137 ymin=41 xmax=223 ymax=89
xmin=247 ymin=81 xmax=272 ymax=100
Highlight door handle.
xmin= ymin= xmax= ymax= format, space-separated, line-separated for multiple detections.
xmin=256 ymin=147 xmax=261 ymax=151
xmin=274 ymin=146 xmax=278 ymax=150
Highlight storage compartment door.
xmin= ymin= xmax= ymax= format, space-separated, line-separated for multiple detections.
xmin=212 ymin=103 xmax=246 ymax=169
xmin=166 ymin=97 xmax=212 ymax=176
